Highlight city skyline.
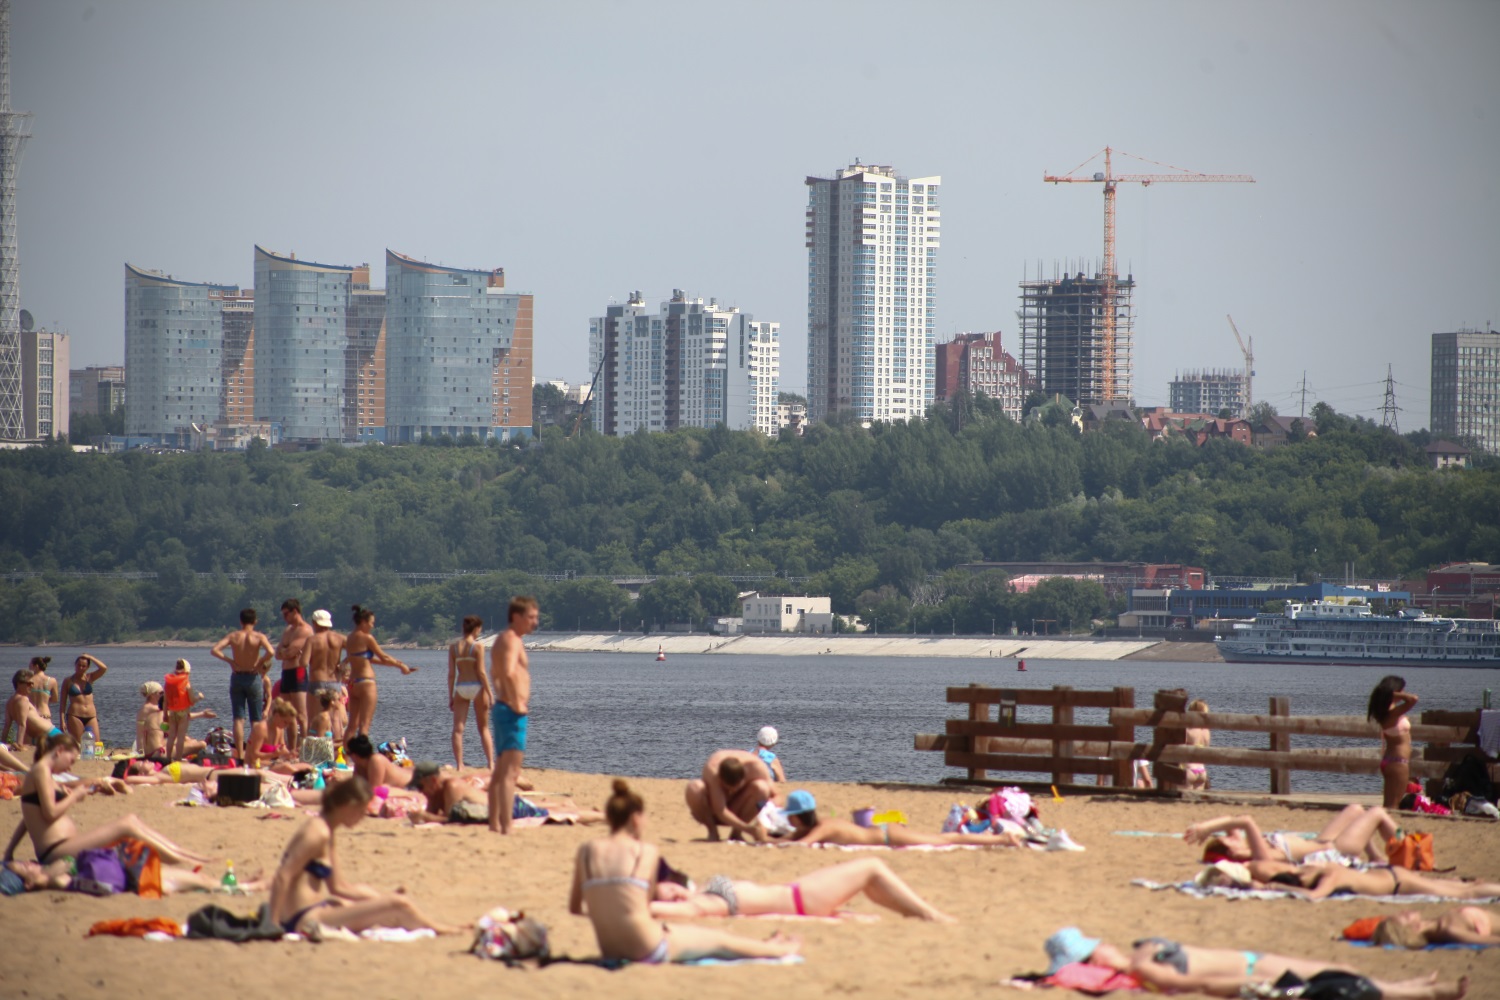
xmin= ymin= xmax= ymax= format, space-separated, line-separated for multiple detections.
xmin=13 ymin=1 xmax=1500 ymax=430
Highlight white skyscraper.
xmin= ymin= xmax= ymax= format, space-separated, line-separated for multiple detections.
xmin=805 ymin=163 xmax=940 ymax=423
xmin=588 ymin=290 xmax=779 ymax=436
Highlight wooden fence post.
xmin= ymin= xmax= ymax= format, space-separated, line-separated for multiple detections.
xmin=967 ymin=683 xmax=991 ymax=782
xmin=1112 ymin=687 xmax=1135 ymax=787
xmin=1052 ymin=685 xmax=1074 ymax=786
xmin=1269 ymin=696 xmax=1291 ymax=795
xmin=1151 ymin=689 xmax=1189 ymax=790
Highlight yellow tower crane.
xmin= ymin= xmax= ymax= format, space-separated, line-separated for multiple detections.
xmin=1045 ymin=147 xmax=1254 ymax=403
xmin=1226 ymin=314 xmax=1254 ymax=419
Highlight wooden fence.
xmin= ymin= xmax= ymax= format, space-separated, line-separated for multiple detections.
xmin=913 ymin=684 xmax=1494 ymax=793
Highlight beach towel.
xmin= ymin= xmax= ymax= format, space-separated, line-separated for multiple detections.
xmin=87 ymin=917 xmax=183 ymax=938
xmin=1046 ymin=962 xmax=1144 ymax=994
xmin=538 ymin=954 xmax=804 ymax=970
xmin=1131 ymin=879 xmax=1500 ymax=905
xmin=1346 ymin=940 xmax=1490 ymax=951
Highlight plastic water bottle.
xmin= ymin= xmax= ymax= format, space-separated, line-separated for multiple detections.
xmin=221 ymin=861 xmax=239 ymax=894
xmin=81 ymin=728 xmax=96 ymax=759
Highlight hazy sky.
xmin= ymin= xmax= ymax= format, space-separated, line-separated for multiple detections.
xmin=15 ymin=1 xmax=1499 ymax=426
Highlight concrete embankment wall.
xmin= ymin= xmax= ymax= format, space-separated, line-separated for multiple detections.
xmin=528 ymin=633 xmax=1164 ymax=661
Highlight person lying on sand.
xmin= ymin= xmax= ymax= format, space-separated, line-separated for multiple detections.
xmin=1373 ymin=908 xmax=1500 ymax=948
xmin=1260 ymin=864 xmax=1500 ymax=901
xmin=1043 ymin=926 xmax=1468 ymax=999
xmin=344 ymin=734 xmax=416 ymax=792
xmin=1186 ymin=805 xmax=1398 ymax=866
xmin=406 ymin=761 xmax=600 ymax=826
xmin=780 ymin=790 xmax=1025 ymax=848
xmin=269 ymin=775 xmax=461 ymax=936
xmin=568 ymin=779 xmax=799 ymax=964
xmin=2 ymin=855 xmax=267 ymax=895
xmin=685 ymin=749 xmax=775 ymax=842
xmin=650 ymin=857 xmax=955 ymax=922
xmin=5 ymin=733 xmax=214 ymax=868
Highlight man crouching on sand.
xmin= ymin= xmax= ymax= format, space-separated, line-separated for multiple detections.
xmin=685 ymin=750 xmax=774 ymax=842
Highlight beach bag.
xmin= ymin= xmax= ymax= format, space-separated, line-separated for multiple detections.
xmin=203 ymin=727 xmax=236 ymax=764
xmin=1440 ymin=753 xmax=1494 ymax=803
xmin=185 ymin=903 xmax=283 ymax=941
xmin=113 ymin=838 xmax=163 ymax=899
xmin=300 ymin=735 xmax=334 ymax=766
xmin=989 ymin=787 xmax=1035 ymax=825
xmin=72 ymin=848 xmax=128 ymax=896
xmin=470 ymin=906 xmax=549 ymax=964
xmin=1386 ymin=831 xmax=1434 ymax=871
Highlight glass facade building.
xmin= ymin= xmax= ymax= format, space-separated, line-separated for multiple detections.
xmin=1431 ymin=329 xmax=1500 ymax=455
xmin=253 ymin=246 xmax=354 ymax=442
xmin=124 ymin=263 xmax=239 ymax=441
xmin=384 ymin=249 xmax=533 ymax=443
xmin=805 ymin=164 xmax=940 ymax=424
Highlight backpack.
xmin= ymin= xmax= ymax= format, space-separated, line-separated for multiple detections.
xmin=203 ymin=727 xmax=236 ymax=763
xmin=470 ymin=907 xmax=549 ymax=964
xmin=1441 ymin=752 xmax=1494 ymax=804
xmin=72 ymin=848 xmax=128 ymax=896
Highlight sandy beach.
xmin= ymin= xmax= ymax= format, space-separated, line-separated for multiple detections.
xmin=4 ymin=765 xmax=1494 ymax=999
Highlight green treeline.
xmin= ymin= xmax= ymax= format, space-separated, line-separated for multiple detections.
xmin=1 ymin=397 xmax=1494 ymax=644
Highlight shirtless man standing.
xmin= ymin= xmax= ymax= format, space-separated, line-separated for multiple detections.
xmin=300 ymin=609 xmax=346 ymax=739
xmin=274 ymin=599 xmax=314 ymax=753
xmin=487 ymin=596 xmax=538 ymax=834
xmin=209 ymin=608 xmax=276 ymax=761
xmin=685 ymin=750 xmax=775 ymax=842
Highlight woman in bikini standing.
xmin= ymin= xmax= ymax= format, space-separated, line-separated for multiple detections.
xmin=569 ymin=779 xmax=800 ymax=964
xmin=6 ymin=732 xmax=214 ymax=868
xmin=1369 ymin=675 xmax=1419 ymax=809
xmin=448 ymin=615 xmax=494 ymax=771
xmin=60 ymin=654 xmax=108 ymax=746
xmin=269 ymin=775 xmax=457 ymax=936
xmin=342 ymin=605 xmax=415 ymax=741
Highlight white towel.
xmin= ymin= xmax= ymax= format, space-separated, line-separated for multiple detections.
xmin=1476 ymin=709 xmax=1500 ymax=757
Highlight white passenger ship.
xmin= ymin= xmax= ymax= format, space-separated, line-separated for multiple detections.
xmin=1216 ymin=600 xmax=1500 ymax=667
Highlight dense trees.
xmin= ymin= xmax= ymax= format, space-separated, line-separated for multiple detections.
xmin=0 ymin=398 xmax=1494 ymax=643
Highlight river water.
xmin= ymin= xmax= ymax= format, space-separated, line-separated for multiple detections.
xmin=15 ymin=646 xmax=1495 ymax=795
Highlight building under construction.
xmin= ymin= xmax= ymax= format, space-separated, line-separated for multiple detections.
xmin=1018 ymin=261 xmax=1134 ymax=407
xmin=1169 ymin=368 xmax=1247 ymax=417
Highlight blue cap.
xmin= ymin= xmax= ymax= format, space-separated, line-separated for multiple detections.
xmin=1045 ymin=927 xmax=1100 ymax=975
xmin=782 ymin=790 xmax=817 ymax=816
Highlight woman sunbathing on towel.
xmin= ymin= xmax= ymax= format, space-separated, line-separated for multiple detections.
xmin=3 ymin=856 xmax=267 ymax=895
xmin=1185 ymin=805 xmax=1398 ymax=865
xmin=781 ymin=791 xmax=1024 ymax=848
xmin=569 ymin=779 xmax=800 ymax=964
xmin=1374 ymin=908 xmax=1500 ymax=948
xmin=6 ymin=733 xmax=213 ymax=868
xmin=1267 ymin=864 xmax=1500 ymax=901
xmin=269 ymin=775 xmax=460 ymax=936
xmin=1043 ymin=926 xmax=1467 ymax=999
xmin=650 ymin=857 xmax=955 ymax=922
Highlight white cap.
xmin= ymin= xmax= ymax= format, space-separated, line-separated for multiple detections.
xmin=757 ymin=726 xmax=778 ymax=748
xmin=312 ymin=609 xmax=333 ymax=628
xmin=175 ymin=658 xmax=191 ymax=673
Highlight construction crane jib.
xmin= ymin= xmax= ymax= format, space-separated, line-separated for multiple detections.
xmin=1044 ymin=147 xmax=1254 ymax=404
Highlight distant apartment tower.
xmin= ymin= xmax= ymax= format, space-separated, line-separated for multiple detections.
xmin=220 ymin=294 xmax=255 ymax=427
xmin=124 ymin=263 xmax=242 ymax=442
xmin=69 ymin=365 xmax=124 ymax=419
xmin=20 ymin=326 xmax=67 ymax=438
xmin=384 ymin=250 xmax=532 ymax=443
xmin=934 ymin=331 xmax=1031 ymax=421
xmin=1168 ymin=368 xmax=1246 ymax=417
xmin=805 ymin=163 xmax=940 ymax=423
xmin=1018 ymin=263 xmax=1135 ymax=406
xmin=588 ymin=290 xmax=779 ymax=437
xmin=346 ymin=272 xmax=385 ymax=441
xmin=1431 ymin=328 xmax=1500 ymax=455
xmin=253 ymin=246 xmax=358 ymax=443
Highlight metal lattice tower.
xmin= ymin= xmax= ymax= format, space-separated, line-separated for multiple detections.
xmin=1381 ymin=363 xmax=1401 ymax=433
xmin=0 ymin=0 xmax=31 ymax=439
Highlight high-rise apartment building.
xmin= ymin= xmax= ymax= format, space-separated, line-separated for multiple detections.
xmin=20 ymin=326 xmax=66 ymax=439
xmin=934 ymin=331 xmax=1032 ymax=422
xmin=589 ymin=290 xmax=779 ymax=437
xmin=1168 ymin=368 xmax=1246 ymax=418
xmin=69 ymin=365 xmax=125 ymax=419
xmin=1019 ymin=264 xmax=1135 ymax=406
xmin=219 ymin=293 xmax=255 ymax=426
xmin=346 ymin=273 xmax=385 ymax=441
xmin=805 ymin=163 xmax=940 ymax=424
xmin=1431 ymin=329 xmax=1500 ymax=455
xmin=384 ymin=250 xmax=532 ymax=443
xmin=253 ymin=246 xmax=355 ymax=443
xmin=124 ymin=263 xmax=242 ymax=442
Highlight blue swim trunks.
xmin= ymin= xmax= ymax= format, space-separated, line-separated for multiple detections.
xmin=491 ymin=702 xmax=528 ymax=753
xmin=230 ymin=671 xmax=263 ymax=723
